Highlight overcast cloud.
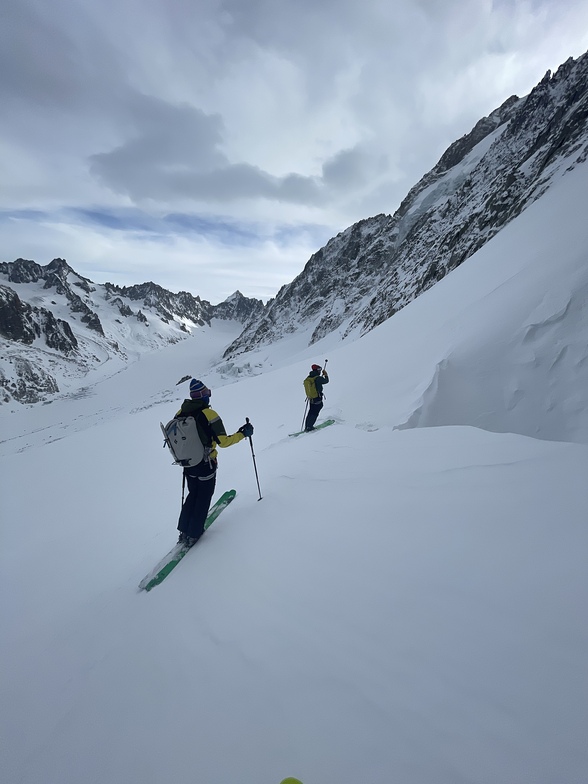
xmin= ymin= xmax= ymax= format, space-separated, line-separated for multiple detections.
xmin=1 ymin=0 xmax=587 ymax=302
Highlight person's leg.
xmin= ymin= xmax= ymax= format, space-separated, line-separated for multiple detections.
xmin=177 ymin=473 xmax=197 ymax=537
xmin=304 ymin=400 xmax=323 ymax=431
xmin=177 ymin=461 xmax=217 ymax=539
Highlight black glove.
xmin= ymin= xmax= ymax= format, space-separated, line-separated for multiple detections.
xmin=238 ymin=422 xmax=254 ymax=437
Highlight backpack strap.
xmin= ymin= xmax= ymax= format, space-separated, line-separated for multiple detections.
xmin=196 ymin=410 xmax=216 ymax=446
xmin=195 ymin=410 xmax=217 ymax=466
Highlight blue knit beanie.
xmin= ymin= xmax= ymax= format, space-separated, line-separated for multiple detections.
xmin=189 ymin=378 xmax=211 ymax=401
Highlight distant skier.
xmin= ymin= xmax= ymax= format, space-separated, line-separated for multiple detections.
xmin=303 ymin=363 xmax=329 ymax=432
xmin=173 ymin=378 xmax=253 ymax=547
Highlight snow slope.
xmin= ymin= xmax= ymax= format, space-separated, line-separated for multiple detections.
xmin=329 ymin=162 xmax=588 ymax=445
xmin=1 ymin=164 xmax=587 ymax=784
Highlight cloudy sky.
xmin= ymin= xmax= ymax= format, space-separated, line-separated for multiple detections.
xmin=1 ymin=0 xmax=587 ymax=303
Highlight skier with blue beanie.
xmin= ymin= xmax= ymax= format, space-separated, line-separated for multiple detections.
xmin=174 ymin=378 xmax=253 ymax=547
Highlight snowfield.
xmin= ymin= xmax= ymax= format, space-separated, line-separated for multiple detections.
xmin=1 ymin=163 xmax=587 ymax=784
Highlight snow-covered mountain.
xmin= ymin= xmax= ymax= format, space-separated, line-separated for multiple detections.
xmin=0 ymin=258 xmax=263 ymax=405
xmin=225 ymin=52 xmax=588 ymax=359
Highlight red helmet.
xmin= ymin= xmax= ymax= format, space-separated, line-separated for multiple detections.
xmin=311 ymin=364 xmax=321 ymax=371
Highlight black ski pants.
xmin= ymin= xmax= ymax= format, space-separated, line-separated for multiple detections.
xmin=304 ymin=398 xmax=323 ymax=431
xmin=177 ymin=459 xmax=217 ymax=539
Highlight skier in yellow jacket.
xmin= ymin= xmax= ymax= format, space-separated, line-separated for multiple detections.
xmin=175 ymin=378 xmax=253 ymax=546
xmin=304 ymin=363 xmax=329 ymax=432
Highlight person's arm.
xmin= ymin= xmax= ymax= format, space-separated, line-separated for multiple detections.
xmin=216 ymin=432 xmax=245 ymax=448
xmin=316 ymin=374 xmax=329 ymax=394
xmin=204 ymin=408 xmax=246 ymax=447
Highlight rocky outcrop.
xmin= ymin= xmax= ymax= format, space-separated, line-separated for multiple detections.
xmin=0 ymin=359 xmax=59 ymax=405
xmin=0 ymin=285 xmax=78 ymax=353
xmin=211 ymin=290 xmax=264 ymax=324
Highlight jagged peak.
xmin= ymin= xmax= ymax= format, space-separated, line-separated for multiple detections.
xmin=46 ymin=257 xmax=72 ymax=272
xmin=223 ymin=290 xmax=244 ymax=303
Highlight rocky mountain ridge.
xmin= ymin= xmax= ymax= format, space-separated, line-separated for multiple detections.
xmin=224 ymin=52 xmax=588 ymax=359
xmin=0 ymin=259 xmax=263 ymax=404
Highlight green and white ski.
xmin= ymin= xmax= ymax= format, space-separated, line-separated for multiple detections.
xmin=138 ymin=489 xmax=236 ymax=592
xmin=289 ymin=418 xmax=336 ymax=437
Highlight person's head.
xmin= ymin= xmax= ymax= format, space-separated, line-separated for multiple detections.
xmin=311 ymin=364 xmax=321 ymax=372
xmin=189 ymin=378 xmax=211 ymax=404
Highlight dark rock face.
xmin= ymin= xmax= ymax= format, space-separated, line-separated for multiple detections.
xmin=225 ymin=51 xmax=588 ymax=358
xmin=0 ymin=285 xmax=78 ymax=352
xmin=0 ymin=286 xmax=39 ymax=343
xmin=105 ymin=281 xmax=209 ymax=327
xmin=211 ymin=291 xmax=264 ymax=324
xmin=0 ymin=359 xmax=59 ymax=404
xmin=102 ymin=281 xmax=264 ymax=327
xmin=111 ymin=298 xmax=134 ymax=317
xmin=0 ymin=258 xmax=46 ymax=283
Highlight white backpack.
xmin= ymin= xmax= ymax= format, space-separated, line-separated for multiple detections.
xmin=161 ymin=416 xmax=207 ymax=467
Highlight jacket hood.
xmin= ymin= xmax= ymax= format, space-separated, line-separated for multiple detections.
xmin=180 ymin=398 xmax=210 ymax=414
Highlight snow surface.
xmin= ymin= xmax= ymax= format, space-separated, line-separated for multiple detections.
xmin=1 ymin=163 xmax=588 ymax=784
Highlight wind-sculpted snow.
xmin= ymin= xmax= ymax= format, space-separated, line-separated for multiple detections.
xmin=402 ymin=253 xmax=588 ymax=444
xmin=327 ymin=159 xmax=588 ymax=446
xmin=225 ymin=52 xmax=588 ymax=360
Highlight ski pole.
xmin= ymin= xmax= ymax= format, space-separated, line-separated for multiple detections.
xmin=245 ymin=417 xmax=262 ymax=501
xmin=181 ymin=472 xmax=186 ymax=506
xmin=322 ymin=359 xmax=329 ymax=401
xmin=301 ymin=398 xmax=309 ymax=431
